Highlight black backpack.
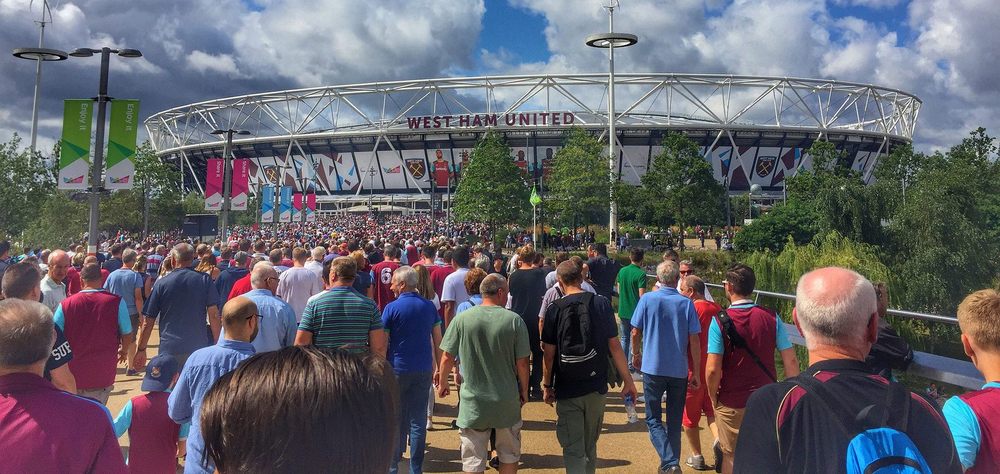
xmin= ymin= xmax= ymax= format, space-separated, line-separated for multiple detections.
xmin=553 ymin=293 xmax=601 ymax=383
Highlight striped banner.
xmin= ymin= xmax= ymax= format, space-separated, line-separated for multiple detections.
xmin=58 ymin=99 xmax=92 ymax=190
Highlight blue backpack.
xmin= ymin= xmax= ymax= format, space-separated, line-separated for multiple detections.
xmin=792 ymin=375 xmax=931 ymax=474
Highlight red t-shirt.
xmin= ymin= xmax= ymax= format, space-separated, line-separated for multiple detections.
xmin=690 ymin=299 xmax=722 ymax=380
xmin=66 ymin=266 xmax=82 ymax=296
xmin=227 ymin=273 xmax=253 ymax=301
xmin=430 ymin=265 xmax=453 ymax=317
xmin=371 ymin=260 xmax=400 ymax=311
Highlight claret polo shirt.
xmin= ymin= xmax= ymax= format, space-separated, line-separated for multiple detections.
xmin=0 ymin=372 xmax=127 ymax=473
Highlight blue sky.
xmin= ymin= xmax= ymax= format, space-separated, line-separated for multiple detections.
xmin=478 ymin=0 xmax=550 ymax=65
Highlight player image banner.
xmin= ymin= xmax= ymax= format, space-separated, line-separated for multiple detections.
xmin=261 ymin=185 xmax=275 ymax=223
xmin=105 ymin=99 xmax=140 ymax=189
xmin=58 ymin=99 xmax=93 ymax=190
xmin=231 ymin=159 xmax=250 ymax=211
xmin=306 ymin=193 xmax=317 ymax=222
xmin=205 ymin=159 xmax=224 ymax=211
xmin=279 ymin=186 xmax=293 ymax=222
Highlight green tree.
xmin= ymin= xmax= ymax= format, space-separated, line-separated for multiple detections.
xmin=733 ymin=201 xmax=821 ymax=252
xmin=641 ymin=132 xmax=725 ymax=246
xmin=0 ymin=134 xmax=56 ymax=241
xmin=785 ymin=140 xmax=885 ymax=245
xmin=453 ymin=131 xmax=529 ymax=235
xmin=182 ymin=191 xmax=207 ymax=215
xmin=546 ymin=128 xmax=610 ymax=226
xmin=884 ymin=129 xmax=1000 ymax=313
xmin=134 ymin=141 xmax=185 ymax=232
xmin=23 ymin=193 xmax=88 ymax=249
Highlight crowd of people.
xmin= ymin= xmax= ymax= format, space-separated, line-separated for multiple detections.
xmin=0 ymin=219 xmax=997 ymax=474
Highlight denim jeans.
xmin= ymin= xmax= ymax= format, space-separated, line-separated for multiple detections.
xmin=643 ymin=373 xmax=687 ymax=471
xmin=391 ymin=371 xmax=433 ymax=474
xmin=618 ymin=318 xmax=633 ymax=372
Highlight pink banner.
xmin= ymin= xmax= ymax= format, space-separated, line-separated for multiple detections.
xmin=230 ymin=159 xmax=250 ymax=211
xmin=292 ymin=192 xmax=303 ymax=220
xmin=306 ymin=193 xmax=317 ymax=222
xmin=205 ymin=158 xmax=223 ymax=211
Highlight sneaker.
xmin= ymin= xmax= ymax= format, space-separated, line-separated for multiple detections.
xmin=451 ymin=419 xmax=459 ymax=429
xmin=658 ymin=466 xmax=682 ymax=474
xmin=426 ymin=417 xmax=433 ymax=430
xmin=126 ymin=369 xmax=139 ymax=377
xmin=636 ymin=395 xmax=645 ymax=403
xmin=686 ymin=454 xmax=709 ymax=470
xmin=488 ymin=456 xmax=500 ymax=470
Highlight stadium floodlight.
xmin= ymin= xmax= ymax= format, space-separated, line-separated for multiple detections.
xmin=587 ymin=0 xmax=637 ymax=248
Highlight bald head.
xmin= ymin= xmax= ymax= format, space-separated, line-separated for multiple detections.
xmin=221 ymin=296 xmax=258 ymax=341
xmin=795 ymin=267 xmax=877 ymax=351
xmin=250 ymin=264 xmax=278 ymax=290
xmin=46 ymin=250 xmax=70 ymax=283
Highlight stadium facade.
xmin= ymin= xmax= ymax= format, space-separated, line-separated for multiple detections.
xmin=144 ymin=73 xmax=920 ymax=214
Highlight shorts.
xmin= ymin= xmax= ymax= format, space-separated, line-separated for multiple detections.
xmin=129 ymin=313 xmax=140 ymax=338
xmin=683 ymin=384 xmax=715 ymax=428
xmin=459 ymin=421 xmax=522 ymax=472
xmin=78 ymin=386 xmax=113 ymax=405
xmin=714 ymin=403 xmax=745 ymax=455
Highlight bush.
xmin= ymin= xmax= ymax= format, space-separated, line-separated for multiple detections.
xmin=733 ymin=202 xmax=820 ymax=253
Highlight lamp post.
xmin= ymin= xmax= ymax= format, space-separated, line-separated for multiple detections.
xmin=586 ymin=1 xmax=637 ymax=248
xmin=11 ymin=1 xmax=67 ymax=154
xmin=69 ymin=47 xmax=143 ymax=255
xmin=210 ymin=129 xmax=251 ymax=242
xmin=748 ymin=183 xmax=762 ymax=222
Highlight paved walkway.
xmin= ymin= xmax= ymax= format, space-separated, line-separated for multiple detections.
xmin=108 ymin=330 xmax=717 ymax=473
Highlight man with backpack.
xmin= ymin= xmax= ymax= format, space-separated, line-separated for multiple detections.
xmin=705 ymin=263 xmax=799 ymax=474
xmin=541 ymin=261 xmax=636 ymax=473
xmin=734 ymin=267 xmax=960 ymax=473
xmin=630 ymin=260 xmax=703 ymax=474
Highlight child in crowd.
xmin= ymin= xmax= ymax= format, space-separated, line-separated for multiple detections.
xmin=113 ymin=354 xmax=188 ymax=474
xmin=943 ymin=289 xmax=1000 ymax=473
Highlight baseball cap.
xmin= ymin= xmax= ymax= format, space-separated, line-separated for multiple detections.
xmin=141 ymin=354 xmax=179 ymax=392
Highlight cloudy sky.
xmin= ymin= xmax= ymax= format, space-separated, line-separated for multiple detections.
xmin=1 ymin=0 xmax=997 ymax=152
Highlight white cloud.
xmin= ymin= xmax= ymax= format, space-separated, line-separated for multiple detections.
xmin=0 ymin=0 xmax=999 ymax=154
xmin=832 ymin=0 xmax=902 ymax=8
xmin=186 ymin=50 xmax=242 ymax=78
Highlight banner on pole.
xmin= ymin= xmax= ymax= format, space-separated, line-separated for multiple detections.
xmin=231 ymin=159 xmax=249 ymax=211
xmin=279 ymin=186 xmax=293 ymax=222
xmin=306 ymin=193 xmax=317 ymax=222
xmin=261 ymin=185 xmax=275 ymax=223
xmin=292 ymin=192 xmax=303 ymax=221
xmin=58 ymin=99 xmax=93 ymax=190
xmin=105 ymin=99 xmax=139 ymax=189
xmin=205 ymin=159 xmax=223 ymax=211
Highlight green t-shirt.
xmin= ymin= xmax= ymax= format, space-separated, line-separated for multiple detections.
xmin=440 ymin=305 xmax=531 ymax=430
xmin=616 ymin=263 xmax=647 ymax=320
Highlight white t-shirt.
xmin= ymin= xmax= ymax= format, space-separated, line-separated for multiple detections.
xmin=277 ymin=267 xmax=324 ymax=321
xmin=304 ymin=260 xmax=325 ymax=280
xmin=441 ymin=267 xmax=470 ymax=305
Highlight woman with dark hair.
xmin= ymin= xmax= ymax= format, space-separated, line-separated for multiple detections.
xmin=200 ymin=346 xmax=399 ymax=474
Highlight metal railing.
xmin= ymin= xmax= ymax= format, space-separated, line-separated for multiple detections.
xmin=647 ymin=277 xmax=983 ymax=389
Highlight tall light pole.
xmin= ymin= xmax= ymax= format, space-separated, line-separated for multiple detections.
xmin=69 ymin=47 xmax=142 ymax=255
xmin=11 ymin=1 xmax=67 ymax=154
xmin=211 ymin=129 xmax=251 ymax=242
xmin=586 ymin=1 xmax=637 ymax=248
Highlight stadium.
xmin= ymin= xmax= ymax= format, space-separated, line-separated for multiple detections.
xmin=144 ymin=73 xmax=921 ymax=215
